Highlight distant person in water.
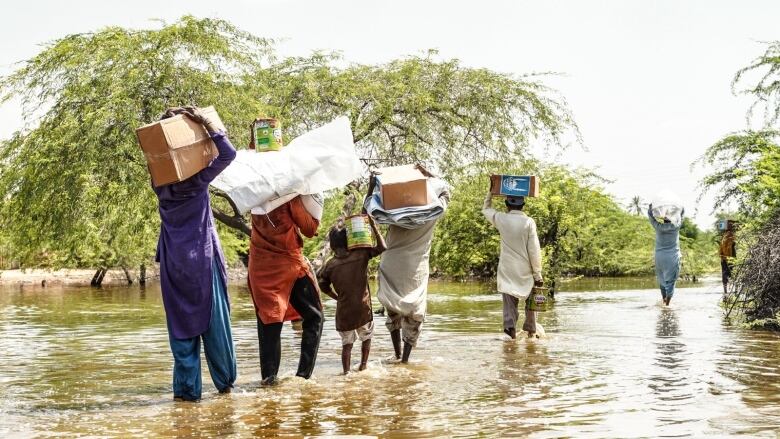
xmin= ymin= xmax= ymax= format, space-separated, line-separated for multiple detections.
xmin=153 ymin=106 xmax=237 ymax=401
xmin=648 ymin=204 xmax=683 ymax=306
xmin=482 ymin=192 xmax=544 ymax=339
xmin=719 ymin=221 xmax=737 ymax=296
xmin=318 ymin=216 xmax=387 ymax=374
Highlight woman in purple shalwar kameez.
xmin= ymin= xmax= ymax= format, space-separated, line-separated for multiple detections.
xmin=153 ymin=107 xmax=237 ymax=401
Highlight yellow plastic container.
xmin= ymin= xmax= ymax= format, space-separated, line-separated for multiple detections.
xmin=252 ymin=118 xmax=283 ymax=152
xmin=526 ymin=286 xmax=554 ymax=312
xmin=346 ymin=215 xmax=375 ymax=250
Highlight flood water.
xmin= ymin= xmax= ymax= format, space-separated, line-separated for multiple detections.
xmin=2 ymin=277 xmax=780 ymax=438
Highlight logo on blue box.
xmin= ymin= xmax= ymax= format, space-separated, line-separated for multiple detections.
xmin=500 ymin=176 xmax=532 ymax=197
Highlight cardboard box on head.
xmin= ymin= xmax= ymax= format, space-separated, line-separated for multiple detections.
xmin=135 ymin=106 xmax=226 ymax=187
xmin=375 ymin=164 xmax=434 ymax=210
xmin=718 ymin=219 xmax=738 ymax=231
xmin=489 ymin=174 xmax=540 ymax=198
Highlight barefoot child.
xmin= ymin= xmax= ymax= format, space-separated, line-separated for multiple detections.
xmin=318 ymin=217 xmax=387 ymax=374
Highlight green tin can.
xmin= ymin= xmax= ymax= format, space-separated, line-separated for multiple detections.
xmin=252 ymin=118 xmax=283 ymax=152
xmin=346 ymin=215 xmax=375 ymax=250
xmin=526 ymin=286 xmax=554 ymax=312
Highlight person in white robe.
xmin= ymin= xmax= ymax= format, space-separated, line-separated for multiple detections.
xmin=482 ymin=192 xmax=544 ymax=339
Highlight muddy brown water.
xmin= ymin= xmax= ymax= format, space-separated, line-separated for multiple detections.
xmin=1 ymin=277 xmax=780 ymax=438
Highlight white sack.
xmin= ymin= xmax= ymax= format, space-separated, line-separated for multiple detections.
xmin=211 ymin=116 xmax=361 ymax=214
xmin=249 ymin=193 xmax=298 ymax=215
xmin=651 ymin=190 xmax=683 ymax=225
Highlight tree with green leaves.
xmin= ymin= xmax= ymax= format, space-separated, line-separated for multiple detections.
xmin=698 ymin=130 xmax=780 ymax=226
xmin=733 ymin=41 xmax=780 ymax=127
xmin=700 ymin=41 xmax=780 ymax=329
xmin=0 ymin=16 xmax=578 ymax=279
xmin=432 ymin=163 xmax=655 ymax=282
xmin=0 ymin=16 xmax=272 ymax=276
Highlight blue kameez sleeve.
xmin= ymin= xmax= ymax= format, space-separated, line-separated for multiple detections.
xmin=647 ymin=206 xmax=660 ymax=231
xmin=193 ymin=131 xmax=237 ymax=186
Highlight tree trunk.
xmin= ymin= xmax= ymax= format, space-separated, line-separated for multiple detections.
xmin=139 ymin=264 xmax=146 ymax=286
xmin=90 ymin=269 xmax=102 ymax=287
xmin=91 ymin=267 xmax=107 ymax=287
xmin=121 ymin=266 xmax=133 ymax=285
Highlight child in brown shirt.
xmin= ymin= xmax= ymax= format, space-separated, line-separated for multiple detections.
xmin=318 ymin=216 xmax=386 ymax=374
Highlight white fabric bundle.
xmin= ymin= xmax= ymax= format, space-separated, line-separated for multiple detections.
xmin=210 ymin=116 xmax=362 ymax=214
xmin=651 ymin=190 xmax=684 ymax=226
xmin=364 ymin=178 xmax=450 ymax=229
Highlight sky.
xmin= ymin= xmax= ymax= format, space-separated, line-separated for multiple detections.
xmin=1 ymin=0 xmax=777 ymax=228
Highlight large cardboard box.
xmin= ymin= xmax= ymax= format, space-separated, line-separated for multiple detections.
xmin=136 ymin=106 xmax=226 ymax=187
xmin=490 ymin=174 xmax=540 ymax=198
xmin=375 ymin=164 xmax=432 ymax=210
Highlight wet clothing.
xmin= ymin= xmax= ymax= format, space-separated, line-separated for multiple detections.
xmin=256 ymin=276 xmax=323 ymax=380
xmin=154 ymin=132 xmax=236 ymax=339
xmin=339 ymin=321 xmax=374 ymax=346
xmin=721 ymin=260 xmax=733 ymax=286
xmin=385 ymin=309 xmax=423 ymax=347
xmin=318 ymin=246 xmax=385 ymax=332
xmin=248 ymin=196 xmax=320 ymax=324
xmin=502 ymin=294 xmax=537 ymax=334
xmin=648 ymin=207 xmax=682 ymax=299
xmin=482 ymin=198 xmax=543 ymax=299
xmin=168 ymin=260 xmax=237 ymax=401
xmin=377 ymin=220 xmax=440 ymax=322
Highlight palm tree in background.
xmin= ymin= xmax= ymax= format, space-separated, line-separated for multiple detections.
xmin=629 ymin=196 xmax=643 ymax=215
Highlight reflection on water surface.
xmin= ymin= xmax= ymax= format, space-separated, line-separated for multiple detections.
xmin=1 ymin=278 xmax=779 ymax=437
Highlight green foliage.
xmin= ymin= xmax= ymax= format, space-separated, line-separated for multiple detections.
xmin=680 ymin=232 xmax=719 ymax=281
xmin=698 ymin=130 xmax=780 ymax=228
xmin=216 ymin=221 xmax=248 ymax=267
xmin=263 ymin=53 xmax=579 ymax=174
xmin=0 ymin=17 xmax=577 ymax=270
xmin=733 ymin=41 xmax=780 ymax=126
xmin=432 ymin=164 xmax=719 ymax=283
xmin=702 ymin=42 xmax=780 ymax=330
xmin=303 ymin=190 xmax=347 ymax=259
xmin=432 ymin=164 xmax=651 ymax=280
xmin=0 ymin=16 xmax=271 ymax=268
xmin=678 ymin=217 xmax=720 ymax=281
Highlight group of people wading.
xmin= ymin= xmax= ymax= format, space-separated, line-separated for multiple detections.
xmin=152 ymin=106 xmax=709 ymax=402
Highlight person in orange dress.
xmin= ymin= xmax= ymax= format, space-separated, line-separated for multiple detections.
xmin=248 ymin=195 xmax=322 ymax=386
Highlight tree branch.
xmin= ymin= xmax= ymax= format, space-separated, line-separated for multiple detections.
xmin=210 ymin=190 xmax=251 ymax=236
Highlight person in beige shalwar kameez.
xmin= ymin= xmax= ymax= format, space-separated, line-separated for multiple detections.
xmin=482 ymin=192 xmax=544 ymax=339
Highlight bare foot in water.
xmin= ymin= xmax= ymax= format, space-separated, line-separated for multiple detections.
xmin=504 ymin=327 xmax=516 ymax=339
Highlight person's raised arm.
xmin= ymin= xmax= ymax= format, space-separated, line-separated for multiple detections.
xmin=165 ymin=106 xmax=237 ymax=186
xmin=290 ymin=196 xmax=320 ymax=238
xmin=647 ymin=204 xmax=660 ymax=230
xmin=368 ymin=215 xmax=387 ymax=257
xmin=195 ymin=132 xmax=237 ymax=185
xmin=362 ymin=174 xmax=378 ymax=215
xmin=482 ymin=191 xmax=497 ymax=226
